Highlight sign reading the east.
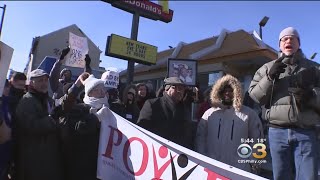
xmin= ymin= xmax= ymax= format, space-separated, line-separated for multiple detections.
xmin=106 ymin=34 xmax=157 ymax=65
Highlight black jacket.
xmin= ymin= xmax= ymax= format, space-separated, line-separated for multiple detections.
xmin=15 ymin=92 xmax=63 ymax=180
xmin=57 ymin=86 xmax=100 ymax=180
xmin=137 ymin=93 xmax=192 ymax=149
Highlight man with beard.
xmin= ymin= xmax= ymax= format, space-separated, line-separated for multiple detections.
xmin=137 ymin=77 xmax=192 ymax=148
xmin=15 ymin=69 xmax=63 ymax=180
xmin=196 ymin=74 xmax=263 ymax=173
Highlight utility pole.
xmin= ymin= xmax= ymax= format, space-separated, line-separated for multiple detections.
xmin=127 ymin=13 xmax=140 ymax=85
xmin=0 ymin=4 xmax=7 ymax=40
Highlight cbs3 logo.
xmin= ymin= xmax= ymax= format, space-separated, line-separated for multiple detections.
xmin=237 ymin=143 xmax=267 ymax=159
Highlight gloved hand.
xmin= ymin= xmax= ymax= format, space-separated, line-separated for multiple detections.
xmin=85 ymin=54 xmax=91 ymax=67
xmin=268 ymin=60 xmax=287 ymax=80
xmin=50 ymin=105 xmax=63 ymax=120
xmin=60 ymin=47 xmax=70 ymax=60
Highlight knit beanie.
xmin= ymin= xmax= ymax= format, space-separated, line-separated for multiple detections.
xmin=60 ymin=68 xmax=72 ymax=78
xmin=83 ymin=75 xmax=104 ymax=95
xmin=279 ymin=27 xmax=300 ymax=45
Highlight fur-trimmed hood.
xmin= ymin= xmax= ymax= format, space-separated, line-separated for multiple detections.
xmin=210 ymin=74 xmax=243 ymax=111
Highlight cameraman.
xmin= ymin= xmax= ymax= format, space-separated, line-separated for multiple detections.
xmin=249 ymin=27 xmax=320 ymax=180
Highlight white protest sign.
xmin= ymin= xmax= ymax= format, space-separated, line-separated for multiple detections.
xmin=96 ymin=107 xmax=267 ymax=180
xmin=0 ymin=41 xmax=14 ymax=97
xmin=65 ymin=32 xmax=89 ymax=68
xmin=101 ymin=70 xmax=119 ymax=89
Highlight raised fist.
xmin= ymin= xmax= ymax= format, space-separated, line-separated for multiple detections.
xmin=85 ymin=54 xmax=91 ymax=66
xmin=60 ymin=47 xmax=70 ymax=60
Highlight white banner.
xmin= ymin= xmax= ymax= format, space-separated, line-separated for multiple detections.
xmin=97 ymin=107 xmax=267 ymax=180
xmin=65 ymin=32 xmax=89 ymax=68
xmin=0 ymin=41 xmax=14 ymax=97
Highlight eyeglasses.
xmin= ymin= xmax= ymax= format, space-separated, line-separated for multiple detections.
xmin=280 ymin=36 xmax=297 ymax=42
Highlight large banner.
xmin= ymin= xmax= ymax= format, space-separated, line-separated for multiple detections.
xmin=0 ymin=41 xmax=14 ymax=97
xmin=97 ymin=108 xmax=267 ymax=180
xmin=65 ymin=32 xmax=89 ymax=68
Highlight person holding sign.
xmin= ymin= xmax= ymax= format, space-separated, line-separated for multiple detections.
xmin=52 ymin=73 xmax=104 ymax=180
xmin=50 ymin=46 xmax=92 ymax=105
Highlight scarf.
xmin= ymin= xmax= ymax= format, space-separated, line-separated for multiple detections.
xmin=83 ymin=95 xmax=109 ymax=110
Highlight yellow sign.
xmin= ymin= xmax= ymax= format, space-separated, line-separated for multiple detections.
xmin=159 ymin=0 xmax=169 ymax=13
xmin=106 ymin=34 xmax=158 ymax=65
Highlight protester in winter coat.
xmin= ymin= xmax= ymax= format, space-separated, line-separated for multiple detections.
xmin=249 ymin=27 xmax=320 ymax=180
xmin=56 ymin=73 xmax=105 ymax=180
xmin=50 ymin=47 xmax=72 ymax=101
xmin=0 ymin=80 xmax=12 ymax=180
xmin=146 ymin=80 xmax=156 ymax=98
xmin=137 ymin=77 xmax=193 ymax=149
xmin=196 ymin=87 xmax=211 ymax=122
xmin=15 ymin=69 xmax=63 ymax=180
xmin=5 ymin=72 xmax=27 ymax=180
xmin=8 ymin=72 xmax=27 ymax=113
xmin=122 ymin=85 xmax=140 ymax=124
xmin=136 ymin=83 xmax=149 ymax=110
xmin=50 ymin=47 xmax=92 ymax=105
xmin=196 ymin=74 xmax=263 ymax=173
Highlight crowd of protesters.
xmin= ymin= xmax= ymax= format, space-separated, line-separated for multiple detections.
xmin=0 ymin=27 xmax=319 ymax=180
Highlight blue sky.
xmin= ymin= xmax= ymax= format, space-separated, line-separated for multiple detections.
xmin=1 ymin=1 xmax=320 ymax=73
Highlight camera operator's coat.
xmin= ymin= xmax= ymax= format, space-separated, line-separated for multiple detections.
xmin=249 ymin=51 xmax=320 ymax=127
xmin=196 ymin=75 xmax=263 ymax=172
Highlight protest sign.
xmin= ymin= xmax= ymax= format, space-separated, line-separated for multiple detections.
xmin=101 ymin=70 xmax=119 ymax=89
xmin=0 ymin=41 xmax=14 ymax=97
xmin=65 ymin=32 xmax=89 ymax=68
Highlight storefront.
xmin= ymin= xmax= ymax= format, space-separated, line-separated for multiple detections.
xmin=120 ymin=29 xmax=278 ymax=94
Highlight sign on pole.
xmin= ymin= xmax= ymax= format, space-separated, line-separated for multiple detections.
xmin=106 ymin=34 xmax=158 ymax=65
xmin=0 ymin=41 xmax=13 ymax=97
xmin=65 ymin=32 xmax=89 ymax=68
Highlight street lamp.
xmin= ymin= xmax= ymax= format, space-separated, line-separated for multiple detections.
xmin=0 ymin=4 xmax=6 ymax=39
xmin=310 ymin=53 xmax=317 ymax=60
xmin=259 ymin=16 xmax=269 ymax=40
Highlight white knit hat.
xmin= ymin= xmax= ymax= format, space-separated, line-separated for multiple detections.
xmin=279 ymin=27 xmax=300 ymax=44
xmin=83 ymin=75 xmax=104 ymax=95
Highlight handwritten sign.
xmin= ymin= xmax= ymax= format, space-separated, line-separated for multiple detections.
xmin=101 ymin=70 xmax=119 ymax=89
xmin=65 ymin=32 xmax=89 ymax=68
xmin=0 ymin=41 xmax=14 ymax=97
xmin=106 ymin=34 xmax=157 ymax=65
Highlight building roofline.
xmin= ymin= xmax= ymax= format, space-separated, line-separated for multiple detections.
xmin=40 ymin=24 xmax=102 ymax=53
